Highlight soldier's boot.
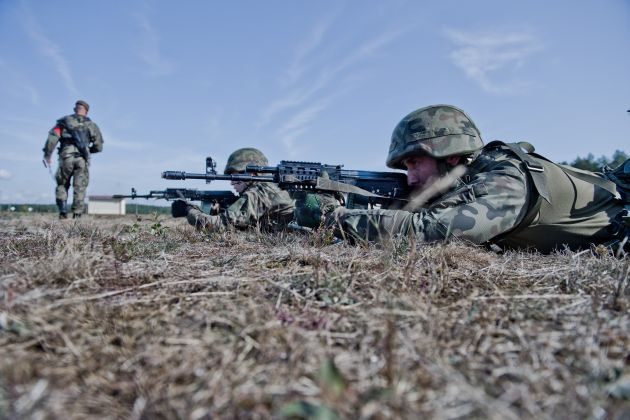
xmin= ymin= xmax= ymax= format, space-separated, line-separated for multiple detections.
xmin=73 ymin=213 xmax=82 ymax=219
xmin=56 ymin=199 xmax=68 ymax=219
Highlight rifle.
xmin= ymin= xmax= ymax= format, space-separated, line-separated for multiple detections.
xmin=161 ymin=157 xmax=410 ymax=208
xmin=113 ymin=188 xmax=239 ymax=213
xmin=57 ymin=118 xmax=91 ymax=162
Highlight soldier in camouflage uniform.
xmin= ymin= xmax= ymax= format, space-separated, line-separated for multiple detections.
xmin=172 ymin=148 xmax=296 ymax=232
xmin=328 ymin=104 xmax=629 ymax=253
xmin=43 ymin=100 xmax=104 ymax=219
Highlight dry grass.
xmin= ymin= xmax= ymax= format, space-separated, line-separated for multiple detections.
xmin=0 ymin=213 xmax=628 ymax=419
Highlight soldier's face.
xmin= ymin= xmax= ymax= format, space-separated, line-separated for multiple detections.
xmin=403 ymin=155 xmax=440 ymax=190
xmin=74 ymin=105 xmax=88 ymax=116
xmin=231 ymin=180 xmax=248 ymax=193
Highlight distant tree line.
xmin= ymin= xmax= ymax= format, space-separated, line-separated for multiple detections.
xmin=561 ymin=150 xmax=628 ymax=172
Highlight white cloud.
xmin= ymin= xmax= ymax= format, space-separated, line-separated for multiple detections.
xmin=22 ymin=11 xmax=78 ymax=96
xmin=260 ymin=82 xmax=327 ymax=125
xmin=283 ymin=14 xmax=337 ymax=87
xmin=104 ymin=135 xmax=149 ymax=151
xmin=262 ymin=28 xmax=404 ymax=126
xmin=275 ymin=100 xmax=329 ymax=156
xmin=0 ymin=189 xmax=53 ymax=204
xmin=0 ymin=125 xmax=46 ymax=147
xmin=135 ymin=13 xmax=174 ymax=76
xmin=0 ymin=61 xmax=40 ymax=106
xmin=445 ymin=28 xmax=543 ymax=94
xmin=0 ymin=152 xmax=36 ymax=164
xmin=0 ymin=169 xmax=12 ymax=180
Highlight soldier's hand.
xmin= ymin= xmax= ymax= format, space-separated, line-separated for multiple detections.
xmin=324 ymin=206 xmax=346 ymax=231
xmin=324 ymin=207 xmax=359 ymax=244
xmin=171 ymin=200 xmax=191 ymax=218
xmin=209 ymin=202 xmax=221 ymax=215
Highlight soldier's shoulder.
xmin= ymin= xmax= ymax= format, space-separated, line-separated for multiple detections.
xmin=476 ymin=144 xmax=527 ymax=167
xmin=56 ymin=114 xmax=75 ymax=124
xmin=85 ymin=118 xmax=101 ymax=129
xmin=463 ymin=147 xmax=528 ymax=183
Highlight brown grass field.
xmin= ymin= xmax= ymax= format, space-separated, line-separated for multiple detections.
xmin=0 ymin=213 xmax=628 ymax=419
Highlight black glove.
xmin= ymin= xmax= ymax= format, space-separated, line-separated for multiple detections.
xmin=171 ymin=200 xmax=191 ymax=218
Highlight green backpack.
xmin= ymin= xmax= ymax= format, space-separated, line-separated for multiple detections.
xmin=487 ymin=141 xmax=629 ymax=251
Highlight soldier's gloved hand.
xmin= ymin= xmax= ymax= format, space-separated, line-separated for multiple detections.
xmin=171 ymin=200 xmax=192 ymax=218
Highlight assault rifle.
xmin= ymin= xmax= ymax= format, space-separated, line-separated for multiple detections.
xmin=161 ymin=157 xmax=410 ymax=208
xmin=58 ymin=119 xmax=91 ymax=162
xmin=113 ymin=188 xmax=239 ymax=213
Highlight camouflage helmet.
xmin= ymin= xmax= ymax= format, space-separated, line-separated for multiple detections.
xmin=386 ymin=104 xmax=484 ymax=170
xmin=224 ymin=147 xmax=268 ymax=174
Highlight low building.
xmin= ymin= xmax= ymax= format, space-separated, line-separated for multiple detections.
xmin=87 ymin=195 xmax=126 ymax=215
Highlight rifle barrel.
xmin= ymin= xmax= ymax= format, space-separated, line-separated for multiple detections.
xmin=161 ymin=171 xmax=274 ymax=182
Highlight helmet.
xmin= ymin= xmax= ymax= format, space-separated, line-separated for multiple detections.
xmin=224 ymin=148 xmax=268 ymax=174
xmin=386 ymin=104 xmax=484 ymax=170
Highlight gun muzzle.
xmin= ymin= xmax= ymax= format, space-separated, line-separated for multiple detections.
xmin=162 ymin=171 xmax=187 ymax=180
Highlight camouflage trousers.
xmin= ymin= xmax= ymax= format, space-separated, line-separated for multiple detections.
xmin=55 ymin=155 xmax=89 ymax=214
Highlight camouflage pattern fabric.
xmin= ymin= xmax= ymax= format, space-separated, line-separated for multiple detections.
xmin=43 ymin=114 xmax=103 ymax=160
xmin=186 ymin=182 xmax=295 ymax=232
xmin=387 ymin=105 xmax=483 ymax=169
xmin=43 ymin=114 xmax=104 ymax=215
xmin=55 ymin=155 xmax=89 ymax=213
xmin=329 ymin=146 xmax=625 ymax=253
xmin=224 ymin=148 xmax=268 ymax=174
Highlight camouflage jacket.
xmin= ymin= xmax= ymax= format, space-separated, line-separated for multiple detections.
xmin=43 ymin=114 xmax=104 ymax=160
xmin=186 ymin=182 xmax=295 ymax=232
xmin=329 ymin=144 xmax=625 ymax=253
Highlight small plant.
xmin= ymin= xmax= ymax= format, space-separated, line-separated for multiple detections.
xmin=120 ymin=222 xmax=141 ymax=235
xmin=308 ymin=225 xmax=337 ymax=247
xmin=150 ymin=222 xmax=168 ymax=236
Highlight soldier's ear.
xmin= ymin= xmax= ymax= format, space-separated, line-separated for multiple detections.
xmin=446 ymin=156 xmax=461 ymax=167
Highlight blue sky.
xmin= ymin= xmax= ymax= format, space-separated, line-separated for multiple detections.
xmin=0 ymin=0 xmax=629 ymax=204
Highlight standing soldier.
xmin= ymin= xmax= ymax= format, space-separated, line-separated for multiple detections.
xmin=171 ymin=148 xmax=296 ymax=232
xmin=43 ymin=100 xmax=104 ymax=219
xmin=328 ymin=104 xmax=629 ymax=253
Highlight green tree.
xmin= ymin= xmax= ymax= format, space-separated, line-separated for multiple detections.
xmin=562 ymin=150 xmax=628 ymax=171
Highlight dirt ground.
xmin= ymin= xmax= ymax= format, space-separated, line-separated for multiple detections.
xmin=0 ymin=213 xmax=628 ymax=419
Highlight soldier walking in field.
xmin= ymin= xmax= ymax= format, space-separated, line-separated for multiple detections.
xmin=171 ymin=148 xmax=296 ymax=232
xmin=43 ymin=100 xmax=104 ymax=219
xmin=328 ymin=104 xmax=630 ymax=253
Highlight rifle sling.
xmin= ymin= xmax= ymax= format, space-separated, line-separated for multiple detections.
xmin=315 ymin=177 xmax=383 ymax=197
xmin=557 ymin=164 xmax=621 ymax=199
